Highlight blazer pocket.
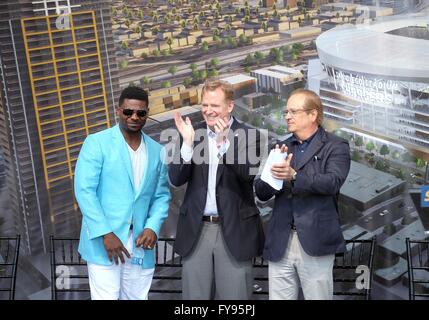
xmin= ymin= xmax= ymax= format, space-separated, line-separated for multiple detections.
xmin=238 ymin=207 xmax=259 ymax=220
xmin=312 ymin=155 xmax=324 ymax=173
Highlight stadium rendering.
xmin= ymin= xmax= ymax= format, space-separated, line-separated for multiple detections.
xmin=308 ymin=14 xmax=429 ymax=157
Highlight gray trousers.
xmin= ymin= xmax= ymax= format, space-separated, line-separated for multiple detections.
xmin=182 ymin=222 xmax=253 ymax=300
xmin=269 ymin=230 xmax=335 ymax=300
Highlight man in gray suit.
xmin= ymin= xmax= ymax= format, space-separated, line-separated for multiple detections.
xmin=255 ymin=89 xmax=351 ymax=300
xmin=169 ymin=79 xmax=264 ymax=300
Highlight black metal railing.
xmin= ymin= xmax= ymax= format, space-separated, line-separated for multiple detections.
xmin=50 ymin=236 xmax=90 ymax=300
xmin=50 ymin=236 xmax=376 ymax=300
xmin=0 ymin=235 xmax=20 ymax=300
xmin=406 ymin=238 xmax=429 ymax=300
xmin=333 ymin=237 xmax=376 ymax=300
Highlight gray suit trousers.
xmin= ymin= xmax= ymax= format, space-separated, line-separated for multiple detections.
xmin=182 ymin=222 xmax=253 ymax=300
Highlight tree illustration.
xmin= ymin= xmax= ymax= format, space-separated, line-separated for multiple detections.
xmin=416 ymin=158 xmax=426 ymax=168
xmin=392 ymin=150 xmax=401 ymax=160
xmin=199 ymin=69 xmax=207 ymax=80
xmin=184 ymin=77 xmax=192 ymax=87
xmin=354 ymin=136 xmax=364 ymax=149
xmin=379 ymin=144 xmax=390 ymax=157
xmin=351 ymin=150 xmax=360 ymax=162
xmin=366 ymin=141 xmax=375 ymax=153
xmin=166 ymin=37 xmax=173 ymax=51
xmin=141 ymin=76 xmax=152 ymax=85
xmin=168 ymin=65 xmax=178 ymax=75
xmin=161 ymin=80 xmax=172 ymax=88
xmin=210 ymin=58 xmax=220 ymax=68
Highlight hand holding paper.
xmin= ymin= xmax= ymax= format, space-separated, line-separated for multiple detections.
xmin=261 ymin=146 xmax=288 ymax=190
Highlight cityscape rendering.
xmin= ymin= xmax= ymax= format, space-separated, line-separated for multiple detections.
xmin=0 ymin=0 xmax=428 ymax=300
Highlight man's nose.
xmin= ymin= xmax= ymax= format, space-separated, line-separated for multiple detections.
xmin=130 ymin=111 xmax=139 ymax=120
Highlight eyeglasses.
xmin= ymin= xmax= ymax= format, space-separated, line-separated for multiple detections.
xmin=122 ymin=108 xmax=148 ymax=118
xmin=281 ymin=109 xmax=312 ymax=117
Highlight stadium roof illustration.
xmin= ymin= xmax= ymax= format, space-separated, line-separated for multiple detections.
xmin=316 ymin=15 xmax=429 ymax=82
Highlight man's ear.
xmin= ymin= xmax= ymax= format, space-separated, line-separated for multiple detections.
xmin=311 ymin=109 xmax=318 ymax=122
xmin=115 ymin=106 xmax=120 ymax=116
xmin=228 ymin=100 xmax=234 ymax=113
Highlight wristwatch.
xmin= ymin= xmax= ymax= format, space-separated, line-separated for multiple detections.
xmin=292 ymin=171 xmax=297 ymax=181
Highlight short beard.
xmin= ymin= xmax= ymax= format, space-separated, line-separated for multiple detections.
xmin=120 ymin=122 xmax=142 ymax=135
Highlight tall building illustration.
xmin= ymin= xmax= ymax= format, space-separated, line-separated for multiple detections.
xmin=0 ymin=0 xmax=120 ymax=254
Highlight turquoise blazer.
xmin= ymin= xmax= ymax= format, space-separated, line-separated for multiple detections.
xmin=74 ymin=125 xmax=171 ymax=268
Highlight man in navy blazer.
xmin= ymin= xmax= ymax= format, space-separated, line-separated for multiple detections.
xmin=255 ymin=89 xmax=350 ymax=300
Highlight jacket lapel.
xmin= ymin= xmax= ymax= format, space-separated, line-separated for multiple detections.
xmin=115 ymin=125 xmax=135 ymax=189
xmin=134 ymin=133 xmax=150 ymax=199
xmin=201 ymin=134 xmax=209 ymax=186
xmin=293 ymin=128 xmax=326 ymax=171
xmin=216 ymin=118 xmax=239 ymax=186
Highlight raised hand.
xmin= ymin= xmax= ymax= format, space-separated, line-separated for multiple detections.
xmin=174 ymin=111 xmax=195 ymax=147
xmin=214 ymin=117 xmax=230 ymax=146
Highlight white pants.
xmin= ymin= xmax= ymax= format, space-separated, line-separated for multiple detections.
xmin=269 ymin=230 xmax=335 ymax=300
xmin=87 ymin=230 xmax=155 ymax=300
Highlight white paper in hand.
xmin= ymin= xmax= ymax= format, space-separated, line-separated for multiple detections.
xmin=261 ymin=149 xmax=287 ymax=190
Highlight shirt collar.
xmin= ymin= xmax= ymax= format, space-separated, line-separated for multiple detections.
xmin=290 ymin=127 xmax=320 ymax=145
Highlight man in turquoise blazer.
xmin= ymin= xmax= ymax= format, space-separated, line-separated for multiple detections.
xmin=74 ymin=86 xmax=171 ymax=300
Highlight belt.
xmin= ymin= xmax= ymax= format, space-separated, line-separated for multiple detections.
xmin=202 ymin=215 xmax=221 ymax=223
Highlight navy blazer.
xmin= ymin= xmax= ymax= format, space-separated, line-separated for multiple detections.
xmin=254 ymin=127 xmax=350 ymax=261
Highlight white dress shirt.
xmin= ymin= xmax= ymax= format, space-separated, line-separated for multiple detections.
xmin=180 ymin=118 xmax=233 ymax=216
xmin=126 ymin=136 xmax=146 ymax=192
